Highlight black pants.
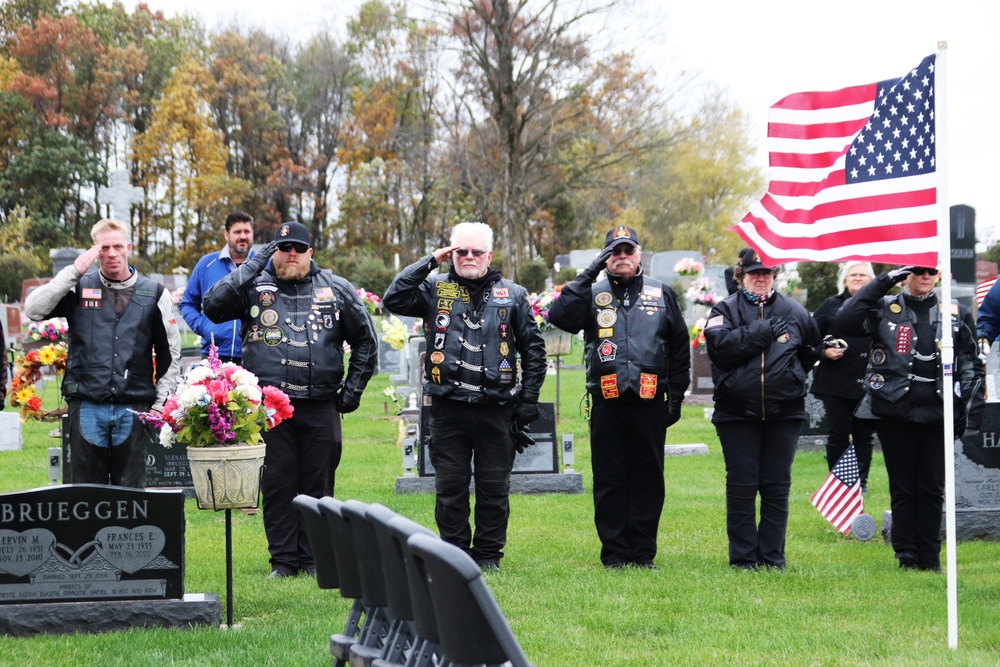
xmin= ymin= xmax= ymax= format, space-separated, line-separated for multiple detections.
xmin=715 ymin=419 xmax=802 ymax=568
xmin=261 ymin=399 xmax=342 ymax=573
xmin=428 ymin=399 xmax=515 ymax=564
xmin=589 ymin=398 xmax=670 ymax=566
xmin=876 ymin=420 xmax=945 ymax=569
xmin=819 ymin=394 xmax=875 ymax=486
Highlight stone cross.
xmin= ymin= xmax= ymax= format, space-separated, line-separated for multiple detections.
xmin=97 ymin=169 xmax=144 ymax=221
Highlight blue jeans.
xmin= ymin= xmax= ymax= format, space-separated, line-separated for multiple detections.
xmin=68 ymin=399 xmax=150 ymax=487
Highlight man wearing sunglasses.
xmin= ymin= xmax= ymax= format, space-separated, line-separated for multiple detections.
xmin=547 ymin=225 xmax=691 ymax=570
xmin=840 ymin=265 xmax=984 ymax=572
xmin=204 ymin=221 xmax=377 ymax=578
xmin=180 ymin=211 xmax=256 ymax=363
xmin=383 ymin=221 xmax=547 ymax=572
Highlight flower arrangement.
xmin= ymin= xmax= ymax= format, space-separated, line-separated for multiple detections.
xmin=673 ymin=257 xmax=704 ymax=276
xmin=25 ymin=318 xmax=68 ymax=343
xmin=776 ymin=267 xmax=802 ymax=292
xmin=9 ymin=343 xmax=68 ymax=422
xmin=528 ymin=285 xmax=563 ymax=331
xmin=380 ymin=314 xmax=409 ymax=351
xmin=134 ymin=346 xmax=293 ymax=448
xmin=357 ymin=288 xmax=383 ymax=316
xmin=690 ymin=317 xmax=708 ymax=349
xmin=685 ymin=277 xmax=720 ymax=307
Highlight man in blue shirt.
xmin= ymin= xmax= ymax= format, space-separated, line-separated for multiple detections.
xmin=180 ymin=211 xmax=255 ymax=362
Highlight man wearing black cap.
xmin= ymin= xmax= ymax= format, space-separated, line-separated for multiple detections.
xmin=548 ymin=225 xmax=690 ymax=569
xmin=204 ymin=221 xmax=377 ymax=578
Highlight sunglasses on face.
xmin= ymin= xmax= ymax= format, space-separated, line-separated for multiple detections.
xmin=454 ymin=248 xmax=487 ymax=257
xmin=277 ymin=242 xmax=309 ymax=253
xmin=911 ymin=268 xmax=938 ymax=276
xmin=611 ymin=245 xmax=636 ymax=256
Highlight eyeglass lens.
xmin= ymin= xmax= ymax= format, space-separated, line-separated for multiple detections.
xmin=277 ymin=242 xmax=309 ymax=253
xmin=455 ymin=249 xmax=486 ymax=257
xmin=912 ymin=268 xmax=938 ymax=276
xmin=612 ymin=245 xmax=636 ymax=256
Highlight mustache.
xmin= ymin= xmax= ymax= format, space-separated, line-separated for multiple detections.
xmin=612 ymin=259 xmax=634 ymax=269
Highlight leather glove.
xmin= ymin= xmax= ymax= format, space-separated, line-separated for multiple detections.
xmin=336 ymin=389 xmax=361 ymax=414
xmin=513 ymin=400 xmax=540 ymax=429
xmin=241 ymin=240 xmax=280 ymax=276
xmin=511 ymin=423 xmax=536 ymax=454
xmin=666 ymin=398 xmax=682 ymax=428
xmin=887 ymin=266 xmax=915 ymax=284
xmin=768 ymin=316 xmax=788 ymax=339
xmin=582 ymin=246 xmax=615 ymax=282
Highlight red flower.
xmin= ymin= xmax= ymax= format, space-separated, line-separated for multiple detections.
xmin=26 ymin=396 xmax=43 ymax=412
xmin=262 ymin=385 xmax=294 ymax=427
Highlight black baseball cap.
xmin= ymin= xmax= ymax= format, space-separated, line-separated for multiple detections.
xmin=738 ymin=247 xmax=771 ymax=272
xmin=604 ymin=225 xmax=639 ymax=248
xmin=273 ymin=221 xmax=311 ymax=247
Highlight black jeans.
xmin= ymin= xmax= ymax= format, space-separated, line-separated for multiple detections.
xmin=819 ymin=394 xmax=875 ymax=486
xmin=261 ymin=399 xmax=342 ymax=573
xmin=715 ymin=419 xmax=802 ymax=568
xmin=589 ymin=397 xmax=670 ymax=566
xmin=428 ymin=399 xmax=515 ymax=564
xmin=875 ymin=420 xmax=945 ymax=569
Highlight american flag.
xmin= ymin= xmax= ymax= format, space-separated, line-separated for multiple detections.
xmin=811 ymin=444 xmax=863 ymax=535
xmin=735 ymin=54 xmax=938 ymax=267
xmin=977 ymin=278 xmax=997 ymax=307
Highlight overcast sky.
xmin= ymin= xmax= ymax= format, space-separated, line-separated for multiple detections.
xmin=121 ymin=0 xmax=997 ymax=246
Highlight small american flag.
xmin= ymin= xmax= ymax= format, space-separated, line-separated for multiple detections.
xmin=736 ymin=54 xmax=938 ymax=267
xmin=977 ymin=278 xmax=997 ymax=307
xmin=811 ymin=444 xmax=863 ymax=534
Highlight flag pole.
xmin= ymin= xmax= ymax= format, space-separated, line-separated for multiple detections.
xmin=935 ymin=40 xmax=958 ymax=650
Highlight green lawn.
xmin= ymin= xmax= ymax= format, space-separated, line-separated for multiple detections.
xmin=2 ymin=368 xmax=1000 ymax=666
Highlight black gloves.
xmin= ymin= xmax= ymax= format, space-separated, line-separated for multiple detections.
xmin=582 ymin=246 xmax=615 ymax=282
xmin=512 ymin=424 xmax=536 ymax=454
xmin=241 ymin=240 xmax=280 ymax=276
xmin=666 ymin=398 xmax=682 ymax=428
xmin=513 ymin=400 xmax=541 ymax=429
xmin=336 ymin=389 xmax=361 ymax=414
xmin=768 ymin=316 xmax=788 ymax=339
xmin=887 ymin=266 xmax=915 ymax=284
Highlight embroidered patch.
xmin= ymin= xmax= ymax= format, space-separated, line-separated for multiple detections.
xmin=437 ymin=298 xmax=455 ymax=311
xmin=598 ymin=328 xmax=614 ymax=338
xmin=871 ymin=349 xmax=887 ymax=366
xmin=264 ymin=327 xmax=283 ymax=346
xmin=499 ymin=358 xmax=512 ymax=370
xmin=600 ymin=374 xmax=619 ymax=399
xmin=706 ymin=315 xmax=724 ymax=329
xmin=498 ymin=323 xmax=509 ymax=339
xmin=776 ymin=332 xmax=789 ymax=344
xmin=639 ymin=373 xmax=657 ymax=399
xmin=597 ymin=309 xmax=617 ymax=327
xmin=895 ymin=323 xmax=912 ymax=354
xmin=431 ymin=367 xmax=441 ymax=384
xmin=246 ymin=324 xmax=264 ymax=343
xmin=314 ymin=286 xmax=334 ymax=300
xmin=259 ymin=291 xmax=276 ymax=307
xmin=434 ymin=332 xmax=446 ymax=350
xmin=260 ymin=309 xmax=279 ymax=326
xmin=493 ymin=287 xmax=509 ymax=299
xmin=889 ymin=303 xmax=902 ymax=314
xmin=430 ymin=351 xmax=445 ymax=365
xmin=82 ymin=288 xmax=102 ymax=299
xmin=499 ymin=342 xmax=510 ymax=357
xmin=250 ymin=305 xmax=260 ymax=318
xmin=598 ymin=339 xmax=617 ymax=362
xmin=595 ymin=291 xmax=613 ymax=307
xmin=643 ymin=286 xmax=662 ymax=299
xmin=435 ymin=311 xmax=451 ymax=331
xmin=437 ymin=282 xmax=462 ymax=298
xmin=868 ymin=373 xmax=885 ymax=390
xmin=498 ymin=307 xmax=508 ymax=321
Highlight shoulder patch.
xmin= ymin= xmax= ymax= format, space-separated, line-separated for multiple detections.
xmin=705 ymin=315 xmax=724 ymax=329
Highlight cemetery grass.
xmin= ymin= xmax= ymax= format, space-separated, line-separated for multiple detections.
xmin=3 ymin=374 xmax=1000 ymax=665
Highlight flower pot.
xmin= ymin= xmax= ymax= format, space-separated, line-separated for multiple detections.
xmin=543 ymin=329 xmax=573 ymax=356
xmin=187 ymin=444 xmax=265 ymax=510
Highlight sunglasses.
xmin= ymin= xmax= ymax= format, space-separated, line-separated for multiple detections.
xmin=611 ymin=245 xmax=637 ymax=256
xmin=454 ymin=248 xmax=487 ymax=257
xmin=911 ymin=267 xmax=938 ymax=276
xmin=277 ymin=242 xmax=309 ymax=253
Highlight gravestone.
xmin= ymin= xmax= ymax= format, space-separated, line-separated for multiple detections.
xmin=690 ymin=347 xmax=713 ymax=395
xmin=0 ymin=485 xmax=184 ymax=603
xmin=0 ymin=412 xmax=21 ymax=452
xmin=955 ymin=402 xmax=1000 ymax=539
xmin=799 ymin=371 xmax=829 ymax=450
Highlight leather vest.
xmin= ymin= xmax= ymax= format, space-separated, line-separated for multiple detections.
xmin=241 ymin=271 xmax=347 ymax=400
xmin=422 ymin=276 xmax=521 ymax=403
xmin=585 ymin=277 xmax=671 ymax=400
xmin=63 ymin=273 xmax=162 ymax=404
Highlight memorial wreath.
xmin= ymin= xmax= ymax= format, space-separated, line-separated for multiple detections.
xmin=9 ymin=343 xmax=68 ymax=422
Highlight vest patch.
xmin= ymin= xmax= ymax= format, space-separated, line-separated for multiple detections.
xmin=499 ymin=342 xmax=510 ymax=357
xmin=435 ymin=311 xmax=451 ymax=330
xmin=595 ymin=291 xmax=613 ymax=307
xmin=314 ymin=286 xmax=334 ymax=300
xmin=260 ymin=309 xmax=279 ymax=326
xmin=600 ymin=374 xmax=619 ymax=399
xmin=259 ymin=291 xmax=275 ymax=306
xmin=597 ymin=309 xmax=617 ymax=327
xmin=871 ymin=349 xmax=887 ymax=366
xmin=895 ymin=323 xmax=912 ymax=354
xmin=598 ymin=328 xmax=613 ymax=338
xmin=264 ymin=327 xmax=283 ymax=346
xmin=597 ymin=339 xmax=617 ymax=362
xmin=430 ymin=351 xmax=445 ymax=364
xmin=82 ymin=288 xmax=102 ymax=299
xmin=639 ymin=373 xmax=657 ymax=399
xmin=436 ymin=282 xmax=462 ymax=299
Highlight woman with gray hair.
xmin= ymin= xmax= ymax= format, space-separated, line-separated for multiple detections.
xmin=810 ymin=261 xmax=876 ymax=491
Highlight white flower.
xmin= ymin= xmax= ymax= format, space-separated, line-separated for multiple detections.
xmin=184 ymin=366 xmax=214 ymax=386
xmin=159 ymin=424 xmax=175 ymax=448
xmin=233 ymin=384 xmax=262 ymax=403
xmin=230 ymin=368 xmax=258 ymax=388
xmin=177 ymin=384 xmax=209 ymax=409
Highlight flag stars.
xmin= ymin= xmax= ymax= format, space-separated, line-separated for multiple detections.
xmin=893 ymin=151 xmax=901 ymax=162
xmin=917 ymin=159 xmax=925 ymax=170
xmin=914 ymin=89 xmax=923 ymax=100
xmin=876 ymin=152 xmax=885 ymax=164
xmin=902 ymin=162 xmax=910 ymax=172
xmin=884 ymin=140 xmax=893 ymax=151
xmin=850 ymin=168 xmax=859 ymax=179
xmin=868 ymin=165 xmax=876 ymax=176
xmin=889 ymin=104 xmax=898 ymax=116
xmin=885 ymin=164 xmax=893 ymax=174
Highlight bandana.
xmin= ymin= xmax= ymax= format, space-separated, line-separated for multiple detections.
xmin=740 ymin=287 xmax=774 ymax=307
xmin=901 ymin=286 xmax=935 ymax=302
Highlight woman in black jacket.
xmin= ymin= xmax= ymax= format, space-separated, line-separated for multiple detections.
xmin=811 ymin=261 xmax=876 ymax=490
xmin=704 ymin=249 xmax=821 ymax=570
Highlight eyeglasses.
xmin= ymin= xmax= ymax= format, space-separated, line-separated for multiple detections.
xmin=277 ymin=242 xmax=309 ymax=253
xmin=611 ymin=245 xmax=637 ymax=256
xmin=454 ymin=248 xmax=487 ymax=257
xmin=911 ymin=267 xmax=939 ymax=276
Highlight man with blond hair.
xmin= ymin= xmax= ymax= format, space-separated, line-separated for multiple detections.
xmin=24 ymin=219 xmax=181 ymax=487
